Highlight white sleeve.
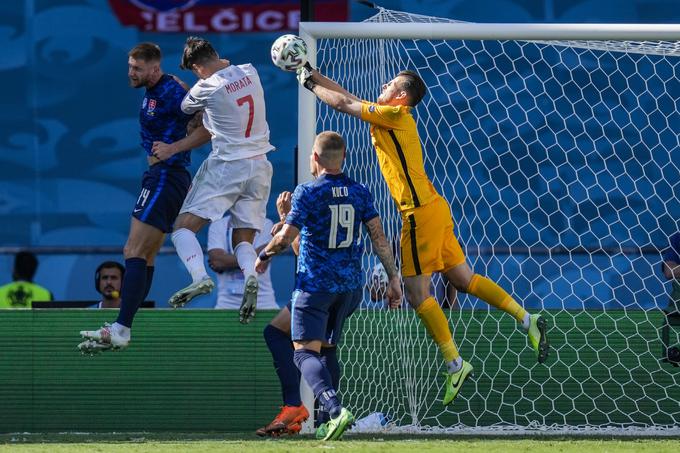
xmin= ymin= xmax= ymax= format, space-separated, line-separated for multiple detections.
xmin=253 ymin=218 xmax=274 ymax=248
xmin=181 ymin=80 xmax=211 ymax=114
xmin=207 ymin=217 xmax=229 ymax=251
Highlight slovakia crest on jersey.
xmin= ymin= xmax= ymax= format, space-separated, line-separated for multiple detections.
xmin=148 ymin=99 xmax=157 ymax=112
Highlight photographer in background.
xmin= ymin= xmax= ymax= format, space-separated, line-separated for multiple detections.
xmin=92 ymin=261 xmax=125 ymax=309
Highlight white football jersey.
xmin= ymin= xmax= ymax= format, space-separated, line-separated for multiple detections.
xmin=207 ymin=215 xmax=278 ymax=309
xmin=182 ymin=63 xmax=274 ymax=161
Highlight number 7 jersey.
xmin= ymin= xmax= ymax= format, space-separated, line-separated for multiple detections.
xmin=181 ymin=63 xmax=274 ymax=160
xmin=286 ymin=173 xmax=380 ymax=294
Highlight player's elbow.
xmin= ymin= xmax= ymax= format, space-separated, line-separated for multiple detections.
xmin=331 ymin=95 xmax=354 ymax=113
xmin=181 ymin=104 xmax=195 ymax=115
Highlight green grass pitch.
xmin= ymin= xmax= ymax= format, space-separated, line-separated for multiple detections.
xmin=1 ymin=435 xmax=679 ymax=453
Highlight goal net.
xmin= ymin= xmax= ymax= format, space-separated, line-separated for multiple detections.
xmin=298 ymin=8 xmax=680 ymax=435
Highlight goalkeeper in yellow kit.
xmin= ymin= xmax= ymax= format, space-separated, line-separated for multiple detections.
xmin=297 ymin=64 xmax=550 ymax=405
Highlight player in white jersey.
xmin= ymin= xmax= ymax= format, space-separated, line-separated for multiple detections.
xmin=208 ymin=215 xmax=278 ymax=310
xmin=158 ymin=37 xmax=273 ymax=323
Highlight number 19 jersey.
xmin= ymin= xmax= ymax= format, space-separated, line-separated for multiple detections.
xmin=181 ymin=63 xmax=274 ymax=160
xmin=286 ymin=173 xmax=380 ymax=294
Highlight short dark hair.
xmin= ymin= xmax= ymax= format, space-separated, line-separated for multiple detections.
xmin=314 ymin=131 xmax=346 ymax=166
xmin=180 ymin=36 xmax=218 ymax=70
xmin=14 ymin=251 xmax=38 ymax=281
xmin=397 ymin=70 xmax=427 ymax=106
xmin=128 ymin=42 xmax=162 ymax=62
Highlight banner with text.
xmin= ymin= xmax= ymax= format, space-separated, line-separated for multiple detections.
xmin=109 ymin=0 xmax=348 ymax=33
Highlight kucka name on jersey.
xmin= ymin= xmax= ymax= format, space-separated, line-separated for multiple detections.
xmin=332 ymin=187 xmax=348 ymax=197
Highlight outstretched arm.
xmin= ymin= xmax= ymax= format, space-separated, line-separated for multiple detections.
xmin=365 ymin=216 xmax=402 ymax=308
xmin=307 ymin=66 xmax=362 ymax=102
xmin=298 ymin=65 xmax=363 ymax=118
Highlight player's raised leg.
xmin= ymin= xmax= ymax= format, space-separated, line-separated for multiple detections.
xmin=141 ymin=221 xmax=166 ymax=300
xmin=233 ymin=228 xmax=259 ymax=324
xmin=79 ymin=218 xmax=164 ymax=354
xmin=231 ymin=158 xmax=273 ymax=324
xmin=169 ymin=212 xmax=214 ymax=308
xmin=403 ymin=274 xmax=473 ymax=405
xmin=445 ymin=262 xmax=550 ymax=364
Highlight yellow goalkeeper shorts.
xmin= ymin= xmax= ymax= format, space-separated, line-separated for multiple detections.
xmin=400 ymin=195 xmax=466 ymax=277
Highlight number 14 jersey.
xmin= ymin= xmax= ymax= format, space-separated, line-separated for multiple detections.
xmin=181 ymin=63 xmax=274 ymax=160
xmin=286 ymin=173 xmax=380 ymax=294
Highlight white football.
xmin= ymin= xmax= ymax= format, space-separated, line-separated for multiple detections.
xmin=271 ymin=34 xmax=308 ymax=71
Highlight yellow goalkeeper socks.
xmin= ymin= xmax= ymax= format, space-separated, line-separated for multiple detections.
xmin=415 ymin=297 xmax=460 ymax=364
xmin=467 ymin=274 xmax=527 ymax=323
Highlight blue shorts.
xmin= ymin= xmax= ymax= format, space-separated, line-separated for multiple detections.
xmin=288 ymin=289 xmax=362 ymax=345
xmin=132 ymin=164 xmax=191 ymax=233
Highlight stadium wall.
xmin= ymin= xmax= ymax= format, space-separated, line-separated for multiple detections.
xmin=1 ymin=309 xmax=677 ymax=432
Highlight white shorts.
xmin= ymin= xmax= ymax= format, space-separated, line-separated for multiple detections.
xmin=180 ymin=154 xmax=273 ymax=230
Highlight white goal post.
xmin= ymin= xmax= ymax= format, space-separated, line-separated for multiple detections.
xmin=297 ymin=10 xmax=680 ymax=436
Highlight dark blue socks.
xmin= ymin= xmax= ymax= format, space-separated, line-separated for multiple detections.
xmin=293 ymin=348 xmax=341 ymax=419
xmin=264 ymin=325 xmax=301 ymax=406
xmin=116 ymin=257 xmax=147 ymax=328
xmin=144 ymin=266 xmax=155 ymax=300
xmin=317 ymin=346 xmax=341 ymax=424
xmin=321 ymin=346 xmax=340 ymax=390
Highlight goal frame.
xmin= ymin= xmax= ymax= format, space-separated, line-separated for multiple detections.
xmin=296 ymin=20 xmax=680 ymax=435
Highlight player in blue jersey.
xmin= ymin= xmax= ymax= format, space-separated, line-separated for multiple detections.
xmin=255 ymin=131 xmax=402 ymax=440
xmin=78 ymin=43 xmax=211 ymax=354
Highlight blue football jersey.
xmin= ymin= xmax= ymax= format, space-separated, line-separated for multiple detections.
xmin=139 ymin=74 xmax=193 ymax=167
xmin=286 ymin=173 xmax=380 ymax=293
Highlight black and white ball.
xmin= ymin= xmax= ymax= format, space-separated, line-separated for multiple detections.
xmin=271 ymin=34 xmax=308 ymax=71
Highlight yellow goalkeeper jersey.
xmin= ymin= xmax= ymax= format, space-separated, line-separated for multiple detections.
xmin=360 ymin=102 xmax=438 ymax=211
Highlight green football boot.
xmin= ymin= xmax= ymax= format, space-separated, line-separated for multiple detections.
xmin=323 ymin=408 xmax=355 ymax=441
xmin=528 ymin=314 xmax=550 ymax=363
xmin=442 ymin=360 xmax=473 ymax=406
xmin=315 ymin=422 xmax=328 ymax=440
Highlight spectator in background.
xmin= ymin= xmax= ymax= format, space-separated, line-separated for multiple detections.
xmin=92 ymin=261 xmax=125 ymax=309
xmin=0 ymin=251 xmax=52 ymax=308
xmin=207 ymin=215 xmax=278 ymax=309
xmin=663 ymin=232 xmax=680 ymax=313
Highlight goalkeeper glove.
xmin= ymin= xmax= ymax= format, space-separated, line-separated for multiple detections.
xmin=297 ymin=62 xmax=316 ymax=91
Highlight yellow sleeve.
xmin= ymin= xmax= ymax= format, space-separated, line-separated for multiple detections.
xmin=361 ymin=102 xmax=410 ymax=129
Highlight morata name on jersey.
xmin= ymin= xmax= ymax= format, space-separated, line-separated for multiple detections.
xmin=225 ymin=75 xmax=253 ymax=94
